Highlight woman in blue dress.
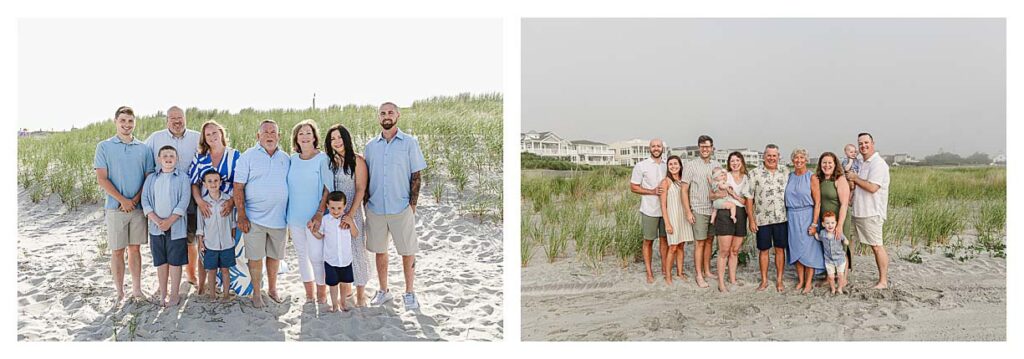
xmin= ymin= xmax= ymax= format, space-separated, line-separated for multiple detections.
xmin=785 ymin=148 xmax=824 ymax=294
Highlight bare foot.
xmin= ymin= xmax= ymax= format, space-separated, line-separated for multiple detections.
xmin=830 ymin=288 xmax=837 ymax=295
xmin=115 ymin=291 xmax=126 ymax=303
xmin=341 ymin=306 xmax=350 ymax=312
xmin=252 ymin=295 xmax=265 ymax=308
xmin=677 ymin=272 xmax=689 ymax=281
xmin=776 ymin=282 xmax=785 ymax=292
xmin=646 ymin=275 xmax=655 ymax=284
xmin=696 ymin=277 xmax=709 ymax=288
xmin=802 ymin=286 xmax=813 ymax=295
xmin=326 ymin=305 xmax=336 ymax=313
xmin=220 ymin=293 xmax=233 ymax=302
xmin=872 ymin=282 xmax=888 ymax=289
xmin=757 ymin=281 xmax=768 ymax=291
xmin=166 ymin=295 xmax=180 ymax=307
xmin=356 ymin=298 xmax=367 ymax=307
xmin=664 ymin=277 xmax=673 ymax=285
xmin=305 ymin=295 xmax=315 ymax=303
xmin=268 ymin=290 xmax=284 ymax=303
xmin=718 ymin=283 xmax=729 ymax=293
xmin=131 ymin=290 xmax=146 ymax=301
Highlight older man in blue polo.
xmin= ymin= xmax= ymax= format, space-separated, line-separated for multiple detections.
xmin=364 ymin=102 xmax=427 ymax=310
xmin=234 ymin=120 xmax=290 ymax=308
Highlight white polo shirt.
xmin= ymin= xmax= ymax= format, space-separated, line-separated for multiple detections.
xmin=630 ymin=157 xmax=667 ymax=217
xmin=853 ymin=152 xmax=890 ymax=219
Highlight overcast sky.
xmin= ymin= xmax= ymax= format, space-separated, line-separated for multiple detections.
xmin=522 ymin=18 xmax=1005 ymax=158
xmin=19 ymin=18 xmax=502 ymax=130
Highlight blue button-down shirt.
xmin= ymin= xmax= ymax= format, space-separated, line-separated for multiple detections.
xmin=141 ymin=169 xmax=191 ymax=238
xmin=94 ymin=136 xmax=156 ymax=210
xmin=364 ymin=129 xmax=427 ymax=215
xmin=234 ymin=145 xmax=290 ymax=229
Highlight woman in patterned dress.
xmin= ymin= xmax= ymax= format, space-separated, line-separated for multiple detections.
xmin=324 ymin=124 xmax=371 ymax=307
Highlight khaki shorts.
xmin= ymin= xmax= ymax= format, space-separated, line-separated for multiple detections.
xmin=853 ymin=215 xmax=884 ymax=246
xmin=691 ymin=213 xmax=714 ymax=241
xmin=365 ymin=207 xmax=418 ymax=256
xmin=640 ymin=213 xmax=666 ymax=240
xmin=244 ymin=223 xmax=287 ymax=260
xmin=105 ymin=208 xmax=148 ymax=251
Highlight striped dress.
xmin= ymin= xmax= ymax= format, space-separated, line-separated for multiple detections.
xmin=187 ymin=147 xmax=241 ymax=195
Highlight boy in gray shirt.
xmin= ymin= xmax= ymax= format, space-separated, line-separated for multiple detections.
xmin=196 ymin=170 xmax=237 ymax=300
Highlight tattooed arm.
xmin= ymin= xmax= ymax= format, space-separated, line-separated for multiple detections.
xmin=409 ymin=171 xmax=422 ymax=212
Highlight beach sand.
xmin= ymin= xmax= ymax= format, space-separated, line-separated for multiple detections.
xmin=17 ymin=190 xmax=503 ymax=341
xmin=522 ymin=241 xmax=1004 ymax=341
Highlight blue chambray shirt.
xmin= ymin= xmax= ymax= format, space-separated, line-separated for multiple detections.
xmin=94 ymin=136 xmax=156 ymax=210
xmin=234 ymin=145 xmax=290 ymax=229
xmin=141 ymin=169 xmax=192 ymax=238
xmin=364 ymin=128 xmax=427 ymax=215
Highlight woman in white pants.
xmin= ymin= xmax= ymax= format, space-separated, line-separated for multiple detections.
xmin=286 ymin=120 xmax=334 ymax=303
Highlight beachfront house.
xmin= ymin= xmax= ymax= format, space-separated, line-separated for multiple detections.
xmin=521 ymin=131 xmax=576 ymax=161
xmin=571 ymin=140 xmax=616 ymax=165
xmin=611 ymin=139 xmax=668 ymax=166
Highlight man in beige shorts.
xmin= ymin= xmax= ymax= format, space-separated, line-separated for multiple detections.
xmin=848 ymin=132 xmax=891 ymax=289
xmin=364 ymin=102 xmax=428 ymax=310
xmin=94 ymin=106 xmax=155 ymax=303
xmin=234 ymin=120 xmax=291 ymax=308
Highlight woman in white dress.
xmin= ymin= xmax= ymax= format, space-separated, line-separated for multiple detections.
xmin=659 ymin=155 xmax=694 ymax=285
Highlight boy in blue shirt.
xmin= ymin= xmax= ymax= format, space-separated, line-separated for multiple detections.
xmin=142 ymin=145 xmax=192 ymax=307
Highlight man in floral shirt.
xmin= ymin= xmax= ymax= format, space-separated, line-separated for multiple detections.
xmin=745 ymin=144 xmax=790 ymax=292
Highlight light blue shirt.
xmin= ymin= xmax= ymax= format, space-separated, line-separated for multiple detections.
xmin=141 ymin=169 xmax=191 ymax=238
xmin=145 ymin=128 xmax=201 ymax=174
xmin=94 ymin=136 xmax=156 ymax=210
xmin=364 ymin=129 xmax=427 ymax=215
xmin=234 ymin=145 xmax=290 ymax=229
xmin=286 ymin=152 xmax=334 ymax=226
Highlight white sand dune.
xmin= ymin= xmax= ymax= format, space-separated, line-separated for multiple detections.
xmin=17 ymin=190 xmax=503 ymax=341
xmin=522 ymin=242 xmax=1005 ymax=341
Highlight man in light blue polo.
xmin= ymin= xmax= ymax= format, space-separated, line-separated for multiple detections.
xmin=234 ymin=120 xmax=290 ymax=308
xmin=94 ymin=106 xmax=155 ymax=303
xmin=145 ymin=106 xmax=202 ymax=287
xmin=364 ymin=102 xmax=427 ymax=310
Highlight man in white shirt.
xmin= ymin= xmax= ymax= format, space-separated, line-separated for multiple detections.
xmin=847 ymin=132 xmax=890 ymax=289
xmin=629 ymin=139 xmax=667 ymax=284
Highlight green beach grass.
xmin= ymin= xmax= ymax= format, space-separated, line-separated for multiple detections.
xmin=18 ymin=93 xmax=503 ymax=222
xmin=520 ymin=162 xmax=1006 ymax=268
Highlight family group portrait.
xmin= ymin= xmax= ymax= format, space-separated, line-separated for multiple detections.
xmin=16 ymin=18 xmax=503 ymax=341
xmin=521 ymin=18 xmax=1006 ymax=341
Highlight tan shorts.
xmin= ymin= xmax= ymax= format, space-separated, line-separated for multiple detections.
xmin=854 ymin=215 xmax=884 ymax=246
xmin=244 ymin=223 xmax=287 ymax=260
xmin=691 ymin=213 xmax=714 ymax=241
xmin=105 ymin=208 xmax=148 ymax=251
xmin=365 ymin=206 xmax=418 ymax=256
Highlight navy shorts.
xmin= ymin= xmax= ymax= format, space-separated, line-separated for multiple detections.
xmin=324 ymin=262 xmax=354 ymax=286
xmin=755 ymin=222 xmax=789 ymax=251
xmin=203 ymin=247 xmax=235 ymax=270
xmin=150 ymin=232 xmax=188 ymax=267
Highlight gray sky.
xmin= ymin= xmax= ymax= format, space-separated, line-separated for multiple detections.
xmin=522 ymin=18 xmax=1005 ymax=158
xmin=19 ymin=18 xmax=502 ymax=130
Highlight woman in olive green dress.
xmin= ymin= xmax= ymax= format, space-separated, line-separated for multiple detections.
xmin=813 ymin=152 xmax=853 ymax=274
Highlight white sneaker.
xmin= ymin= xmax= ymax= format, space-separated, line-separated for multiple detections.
xmin=403 ymin=292 xmax=420 ymax=310
xmin=370 ymin=289 xmax=393 ymax=306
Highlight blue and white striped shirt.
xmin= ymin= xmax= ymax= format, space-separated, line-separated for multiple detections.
xmin=188 ymin=147 xmax=241 ymax=196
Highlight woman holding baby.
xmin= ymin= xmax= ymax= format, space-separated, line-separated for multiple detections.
xmin=712 ymin=152 xmax=751 ymax=293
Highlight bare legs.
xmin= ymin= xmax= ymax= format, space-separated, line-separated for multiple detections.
xmin=716 ymin=236 xmax=733 ymax=292
xmin=675 ymin=242 xmax=687 ymax=279
xmin=248 ymin=259 xmax=265 ymax=308
xmin=266 ymin=258 xmax=281 ymax=302
xmin=870 ymin=245 xmax=889 ymax=289
xmin=663 ymin=244 xmax=678 ymax=284
xmin=155 ymin=264 xmax=182 ymax=306
xmin=402 ymin=255 xmax=415 ymax=293
xmin=702 ymin=235 xmax=715 ymax=277
xmin=694 ymin=239 xmax=709 ymax=288
xmin=375 ymin=253 xmax=389 ymax=293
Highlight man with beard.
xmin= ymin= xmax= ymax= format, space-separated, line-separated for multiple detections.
xmin=145 ymin=106 xmax=202 ymax=289
xmin=94 ymin=106 xmax=155 ymax=303
xmin=364 ymin=102 xmax=427 ymax=310
xmin=629 ymin=139 xmax=667 ymax=284
xmin=746 ymin=144 xmax=790 ymax=292
xmin=681 ymin=135 xmax=723 ymax=288
xmin=848 ymin=132 xmax=890 ymax=289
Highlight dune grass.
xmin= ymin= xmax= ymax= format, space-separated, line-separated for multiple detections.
xmin=521 ymin=165 xmax=1006 ymax=268
xmin=18 ymin=93 xmax=503 ymax=221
